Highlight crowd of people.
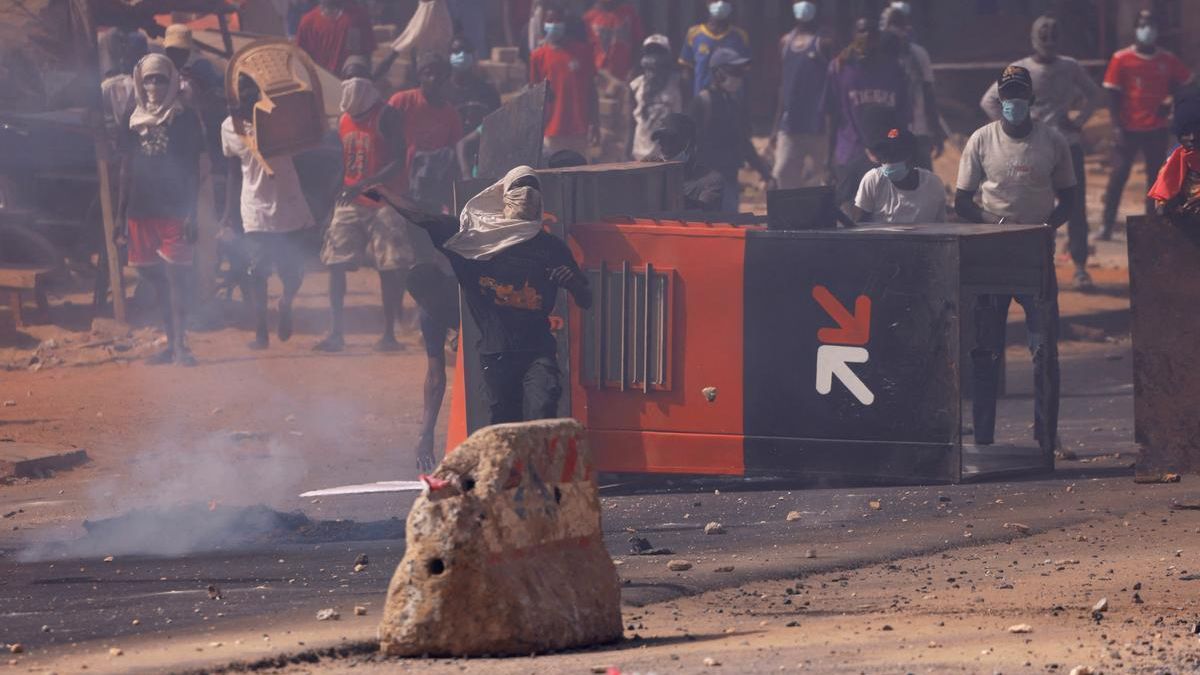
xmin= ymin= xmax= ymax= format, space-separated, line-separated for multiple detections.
xmin=100 ymin=0 xmax=1199 ymax=465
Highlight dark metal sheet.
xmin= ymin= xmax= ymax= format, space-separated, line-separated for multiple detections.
xmin=1128 ymin=214 xmax=1200 ymax=474
xmin=742 ymin=232 xmax=961 ymax=468
xmin=476 ymin=82 xmax=547 ymax=181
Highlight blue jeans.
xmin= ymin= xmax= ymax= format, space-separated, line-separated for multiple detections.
xmin=971 ymin=286 xmax=1060 ymax=452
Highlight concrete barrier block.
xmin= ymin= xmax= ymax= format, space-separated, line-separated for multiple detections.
xmin=379 ymin=419 xmax=621 ymax=657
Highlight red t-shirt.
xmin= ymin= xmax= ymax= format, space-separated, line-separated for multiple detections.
xmin=1103 ymin=46 xmax=1193 ymax=131
xmin=582 ymin=4 xmax=645 ymax=81
xmin=339 ymin=104 xmax=405 ymax=203
xmin=296 ymin=2 xmax=376 ymax=75
xmin=530 ymin=41 xmax=596 ymax=138
xmin=387 ymin=88 xmax=464 ymax=191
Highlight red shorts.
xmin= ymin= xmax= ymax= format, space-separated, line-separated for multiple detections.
xmin=127 ymin=217 xmax=192 ymax=266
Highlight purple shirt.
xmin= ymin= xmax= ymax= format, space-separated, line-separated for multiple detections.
xmin=821 ymin=56 xmax=910 ymax=166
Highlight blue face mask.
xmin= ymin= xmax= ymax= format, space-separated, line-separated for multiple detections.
xmin=709 ymin=1 xmax=732 ymax=20
xmin=793 ymin=1 xmax=816 ymax=22
xmin=881 ymin=161 xmax=909 ymax=182
xmin=449 ymin=51 xmax=472 ymax=69
xmin=543 ymin=22 xmax=565 ymax=41
xmin=1001 ymin=98 xmax=1030 ymax=125
xmin=1136 ymin=25 xmax=1158 ymax=46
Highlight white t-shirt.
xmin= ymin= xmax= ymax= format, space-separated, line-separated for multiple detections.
xmin=630 ymin=73 xmax=684 ymax=161
xmin=855 ymin=167 xmax=946 ymax=224
xmin=956 ymin=120 xmax=1076 ymax=225
xmin=220 ymin=117 xmax=314 ymax=234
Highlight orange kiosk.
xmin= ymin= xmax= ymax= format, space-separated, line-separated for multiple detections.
xmin=446 ymin=164 xmax=1054 ymax=484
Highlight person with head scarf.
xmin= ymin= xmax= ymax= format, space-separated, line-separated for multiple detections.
xmin=219 ymin=74 xmax=315 ymax=352
xmin=628 ymin=34 xmax=683 ymax=161
xmin=1101 ymin=9 xmax=1194 ymax=239
xmin=311 ymin=58 xmax=414 ymax=354
xmin=980 ymin=14 xmax=1103 ymax=290
xmin=118 ymin=53 xmax=205 ymax=366
xmin=1148 ymin=95 xmax=1200 ymax=218
xmin=373 ymin=166 xmax=592 ymax=428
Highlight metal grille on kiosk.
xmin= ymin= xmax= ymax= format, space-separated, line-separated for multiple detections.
xmin=580 ymin=262 xmax=672 ymax=392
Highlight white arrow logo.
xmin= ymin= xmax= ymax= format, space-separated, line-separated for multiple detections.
xmin=815 ymin=345 xmax=875 ymax=406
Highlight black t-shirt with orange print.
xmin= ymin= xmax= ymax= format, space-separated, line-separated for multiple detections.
xmin=416 ymin=214 xmax=582 ymax=355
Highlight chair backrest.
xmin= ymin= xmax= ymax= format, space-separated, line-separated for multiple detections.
xmin=225 ymin=38 xmax=325 ymax=175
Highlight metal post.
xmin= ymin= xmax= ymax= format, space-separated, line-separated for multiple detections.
xmin=643 ymin=263 xmax=653 ymax=393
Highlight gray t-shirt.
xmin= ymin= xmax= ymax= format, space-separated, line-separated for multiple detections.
xmin=980 ymin=55 xmax=1102 ymax=145
xmin=956 ymin=120 xmax=1076 ymax=225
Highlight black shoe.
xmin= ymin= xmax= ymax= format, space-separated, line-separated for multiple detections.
xmin=248 ymin=335 xmax=269 ymax=351
xmin=312 ymin=334 xmax=345 ymax=352
xmin=373 ymin=335 xmax=404 ymax=353
xmin=278 ymin=303 xmax=293 ymax=342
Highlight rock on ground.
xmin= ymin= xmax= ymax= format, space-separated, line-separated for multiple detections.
xmin=379 ymin=419 xmax=621 ymax=657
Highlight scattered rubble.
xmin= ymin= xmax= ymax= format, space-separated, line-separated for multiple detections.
xmin=703 ymin=522 xmax=725 ymax=535
xmin=7 ymin=644 xmax=22 ymax=655
xmin=786 ymin=511 xmax=802 ymax=522
xmin=868 ymin=500 xmax=882 ymax=510
xmin=108 ymin=647 xmax=123 ymax=657
xmin=1003 ymin=522 xmax=1031 ymax=534
xmin=315 ymin=608 xmax=339 ymax=622
xmin=667 ymin=560 xmax=693 ymax=572
xmin=1092 ymin=597 xmax=1108 ymax=613
xmin=354 ymin=606 xmax=367 ymax=616
xmin=1007 ymin=624 xmax=1033 ymax=634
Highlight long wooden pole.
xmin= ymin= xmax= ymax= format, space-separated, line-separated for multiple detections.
xmin=73 ymin=0 xmax=126 ymax=323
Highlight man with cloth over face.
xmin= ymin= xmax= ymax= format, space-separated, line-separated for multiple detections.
xmin=980 ymin=14 xmax=1102 ymax=290
xmin=956 ymin=65 xmax=1076 ymax=457
xmin=373 ymin=167 xmax=593 ymax=425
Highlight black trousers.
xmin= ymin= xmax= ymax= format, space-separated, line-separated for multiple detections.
xmin=479 ymin=351 xmax=562 ymax=425
xmin=1101 ymin=127 xmax=1170 ymax=233
xmin=970 ymin=256 xmax=1060 ymax=453
xmin=1067 ymin=144 xmax=1089 ymax=268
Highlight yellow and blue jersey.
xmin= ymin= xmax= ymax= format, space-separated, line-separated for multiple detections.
xmin=679 ymin=23 xmax=751 ymax=97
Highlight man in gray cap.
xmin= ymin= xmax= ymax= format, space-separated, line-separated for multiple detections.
xmin=688 ymin=47 xmax=774 ymax=212
xmin=980 ymin=14 xmax=1103 ymax=289
xmin=957 ymin=64 xmax=1077 ymax=459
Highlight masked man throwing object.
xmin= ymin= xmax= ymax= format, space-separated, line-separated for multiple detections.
xmin=377 ymin=167 xmax=592 ymax=425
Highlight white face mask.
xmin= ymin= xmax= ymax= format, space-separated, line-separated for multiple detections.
xmin=503 ymin=186 xmax=542 ymax=221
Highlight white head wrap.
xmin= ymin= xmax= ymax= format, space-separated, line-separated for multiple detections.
xmin=339 ymin=77 xmax=381 ymax=117
xmin=444 ymin=166 xmax=544 ymax=261
xmin=129 ymin=53 xmax=182 ymax=131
